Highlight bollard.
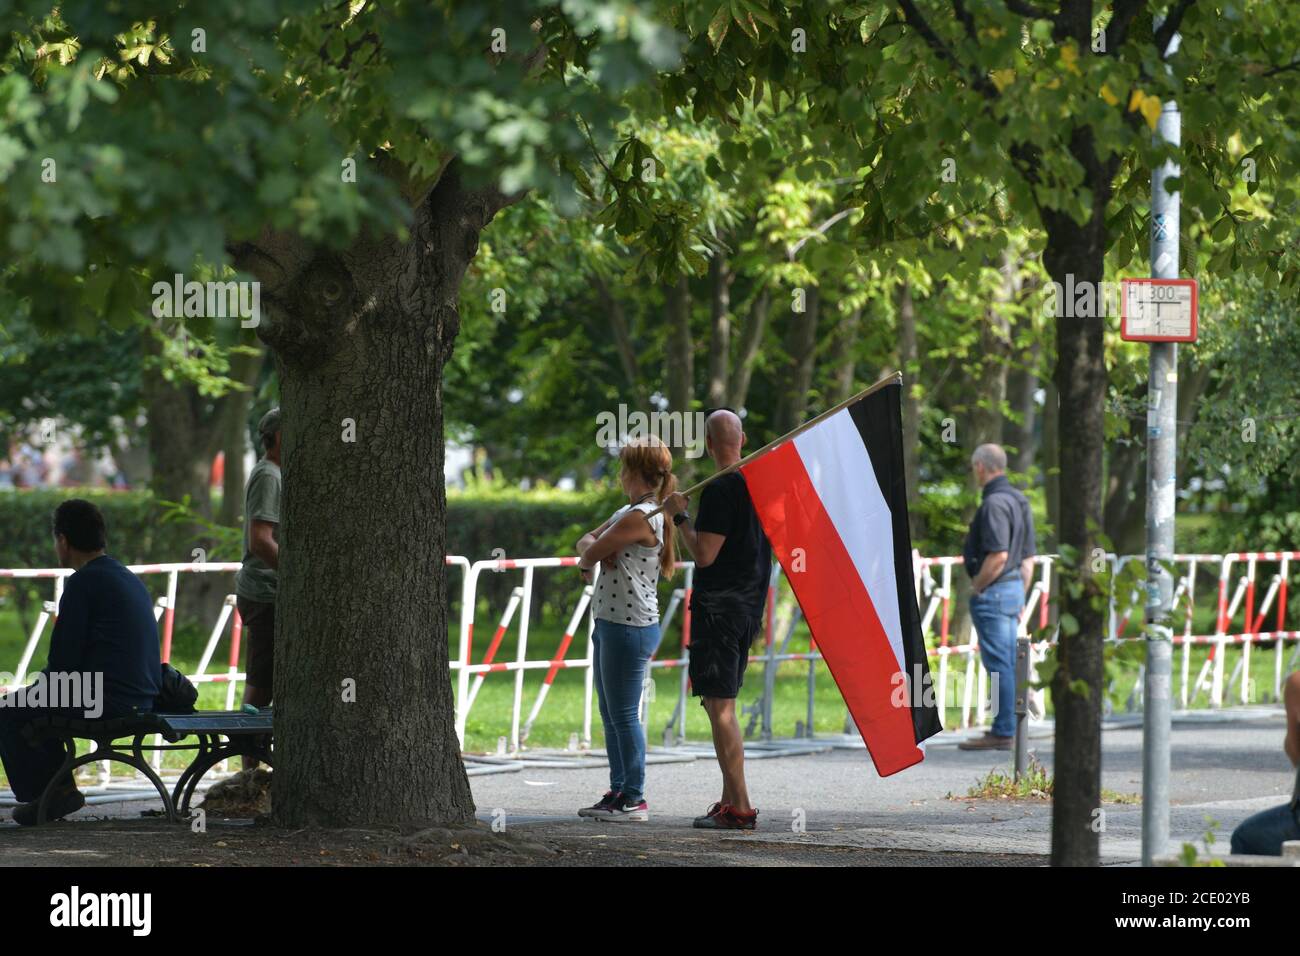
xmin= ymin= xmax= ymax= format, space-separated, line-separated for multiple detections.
xmin=1013 ymin=636 xmax=1030 ymax=780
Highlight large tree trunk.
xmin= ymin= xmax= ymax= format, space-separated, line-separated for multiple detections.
xmin=243 ymin=163 xmax=508 ymax=827
xmin=1042 ymin=181 xmax=1111 ymax=867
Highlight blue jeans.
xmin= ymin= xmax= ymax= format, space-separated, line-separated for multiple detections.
xmin=970 ymin=578 xmax=1024 ymax=738
xmin=592 ymin=619 xmax=660 ymax=803
xmin=1230 ymin=802 xmax=1300 ymax=855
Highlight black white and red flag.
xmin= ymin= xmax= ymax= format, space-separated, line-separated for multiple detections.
xmin=739 ymin=375 xmax=942 ymax=775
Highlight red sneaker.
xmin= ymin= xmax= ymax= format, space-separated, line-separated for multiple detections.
xmin=692 ymin=802 xmax=724 ymax=827
xmin=692 ymin=803 xmax=758 ymax=830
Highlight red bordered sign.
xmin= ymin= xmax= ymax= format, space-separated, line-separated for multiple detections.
xmin=1120 ymin=277 xmax=1198 ymax=342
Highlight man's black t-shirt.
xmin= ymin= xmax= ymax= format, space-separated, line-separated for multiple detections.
xmin=690 ymin=472 xmax=772 ymax=617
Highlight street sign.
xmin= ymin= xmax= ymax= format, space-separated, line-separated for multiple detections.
xmin=1121 ymin=277 xmax=1198 ymax=342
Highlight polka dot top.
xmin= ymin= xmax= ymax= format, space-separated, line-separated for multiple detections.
xmin=592 ymin=501 xmax=663 ymax=627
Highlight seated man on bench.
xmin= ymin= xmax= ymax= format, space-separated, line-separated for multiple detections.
xmin=0 ymin=499 xmax=161 ymax=825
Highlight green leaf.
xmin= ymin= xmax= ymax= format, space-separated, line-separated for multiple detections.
xmin=708 ymin=4 xmax=731 ymax=50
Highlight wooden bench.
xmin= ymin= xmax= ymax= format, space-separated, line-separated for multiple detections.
xmin=22 ymin=710 xmax=274 ymax=825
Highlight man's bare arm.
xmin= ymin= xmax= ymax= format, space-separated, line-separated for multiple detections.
xmin=1020 ymin=557 xmax=1035 ymax=593
xmin=661 ymin=492 xmax=726 ymax=567
xmin=971 ymin=550 xmax=1008 ymax=594
xmin=250 ymin=519 xmax=278 ymax=570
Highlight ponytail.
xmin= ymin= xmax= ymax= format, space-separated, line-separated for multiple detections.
xmin=619 ymin=436 xmax=677 ymax=580
xmin=656 ymin=470 xmax=678 ymax=580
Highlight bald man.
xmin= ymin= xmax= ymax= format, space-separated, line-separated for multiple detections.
xmin=959 ymin=443 xmax=1036 ymax=751
xmin=663 ymin=409 xmax=771 ymax=830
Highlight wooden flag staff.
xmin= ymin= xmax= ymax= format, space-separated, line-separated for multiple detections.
xmin=644 ymin=369 xmax=903 ymax=518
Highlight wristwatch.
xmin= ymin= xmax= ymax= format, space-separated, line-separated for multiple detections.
xmin=673 ymin=511 xmax=690 ymax=527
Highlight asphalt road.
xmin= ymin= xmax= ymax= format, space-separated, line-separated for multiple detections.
xmin=0 ymin=707 xmax=1291 ymax=866
xmin=467 ymin=708 xmax=1297 ymax=864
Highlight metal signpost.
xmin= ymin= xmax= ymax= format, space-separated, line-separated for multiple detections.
xmin=1124 ymin=17 xmax=1196 ymax=867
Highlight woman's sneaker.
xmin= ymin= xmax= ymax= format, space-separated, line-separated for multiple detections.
xmin=692 ymin=802 xmax=725 ymax=827
xmin=578 ymin=790 xmax=620 ymax=818
xmin=692 ymin=803 xmax=758 ymax=830
xmin=605 ymin=794 xmax=649 ymax=822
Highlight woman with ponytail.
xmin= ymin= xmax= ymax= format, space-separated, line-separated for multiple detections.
xmin=574 ymin=436 xmax=677 ymax=821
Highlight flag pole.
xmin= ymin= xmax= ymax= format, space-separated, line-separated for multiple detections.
xmin=646 ymin=369 xmax=903 ymax=516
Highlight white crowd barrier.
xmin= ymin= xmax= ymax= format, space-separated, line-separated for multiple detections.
xmin=3 ymin=548 xmax=1297 ymax=767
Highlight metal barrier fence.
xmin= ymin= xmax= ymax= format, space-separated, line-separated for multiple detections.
xmin=4 ymin=549 xmax=1298 ymax=765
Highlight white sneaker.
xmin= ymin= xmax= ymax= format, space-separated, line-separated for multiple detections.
xmin=604 ymin=795 xmax=649 ymax=822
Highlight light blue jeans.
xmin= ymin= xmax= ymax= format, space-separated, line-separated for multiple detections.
xmin=592 ymin=619 xmax=660 ymax=803
xmin=970 ymin=578 xmax=1025 ymax=738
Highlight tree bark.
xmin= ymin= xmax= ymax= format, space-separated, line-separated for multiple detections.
xmin=707 ymin=254 xmax=732 ymax=407
xmin=217 ymin=348 xmax=267 ymax=528
xmin=665 ymin=275 xmax=694 ymax=416
xmin=833 ymin=305 xmax=863 ymax=403
xmin=238 ymin=162 xmax=509 ymax=827
xmin=1043 ymin=378 xmax=1061 ymax=552
xmin=1042 ymin=170 xmax=1111 ymax=867
xmin=970 ymin=250 xmax=1016 ymax=448
xmin=896 ymin=282 xmax=924 ymax=539
xmin=1003 ymin=283 xmax=1041 ymax=476
xmin=143 ymin=333 xmax=214 ymax=518
xmin=728 ymin=287 xmax=771 ymax=410
xmin=594 ymin=278 xmax=645 ymax=410
xmin=774 ymin=285 xmax=821 ymax=435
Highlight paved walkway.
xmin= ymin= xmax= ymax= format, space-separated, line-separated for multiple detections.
xmin=467 ymin=708 xmax=1296 ymax=864
xmin=0 ymin=708 xmax=1291 ymax=866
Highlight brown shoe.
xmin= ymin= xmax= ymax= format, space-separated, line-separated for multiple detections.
xmin=957 ymin=733 xmax=1013 ymax=751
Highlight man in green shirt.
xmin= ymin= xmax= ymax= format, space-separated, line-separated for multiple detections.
xmin=235 ymin=408 xmax=281 ymax=718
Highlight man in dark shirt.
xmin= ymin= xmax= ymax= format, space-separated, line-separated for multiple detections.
xmin=0 ymin=499 xmax=161 ymax=824
xmin=663 ymin=409 xmax=772 ymax=830
xmin=959 ymin=444 xmax=1036 ymax=751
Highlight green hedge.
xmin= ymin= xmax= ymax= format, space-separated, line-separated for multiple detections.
xmin=0 ymin=488 xmax=194 ymax=570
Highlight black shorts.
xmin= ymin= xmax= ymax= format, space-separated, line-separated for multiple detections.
xmin=236 ymin=596 xmax=275 ymax=692
xmin=688 ymin=610 xmax=762 ymax=700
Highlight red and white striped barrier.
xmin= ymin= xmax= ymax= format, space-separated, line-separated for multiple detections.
xmin=5 ymin=546 xmax=1296 ymax=763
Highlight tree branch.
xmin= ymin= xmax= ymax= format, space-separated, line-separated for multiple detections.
xmin=898 ymin=0 xmax=999 ymax=99
xmin=1154 ymin=0 xmax=1195 ymax=58
xmin=951 ymin=0 xmax=980 ymax=43
xmin=1103 ymin=0 xmax=1147 ymax=55
xmin=1003 ymin=0 xmax=1052 ymax=17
